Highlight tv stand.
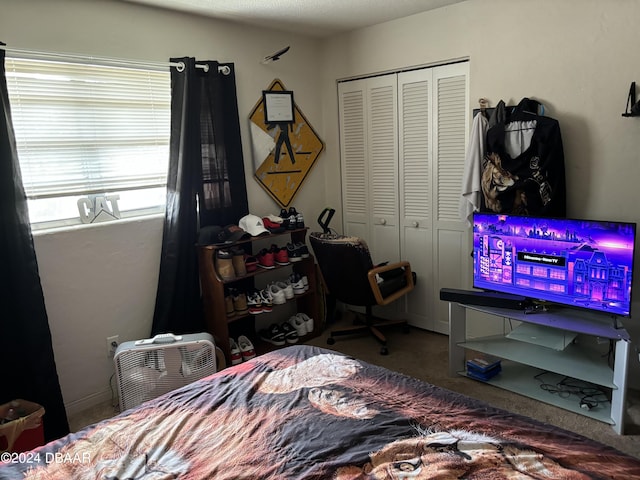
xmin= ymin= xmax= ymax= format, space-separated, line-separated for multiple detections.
xmin=448 ymin=302 xmax=631 ymax=434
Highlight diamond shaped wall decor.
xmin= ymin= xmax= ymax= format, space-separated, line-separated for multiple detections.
xmin=249 ymin=79 xmax=325 ymax=207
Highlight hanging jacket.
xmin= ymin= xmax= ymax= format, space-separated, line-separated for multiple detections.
xmin=481 ymin=97 xmax=566 ymax=217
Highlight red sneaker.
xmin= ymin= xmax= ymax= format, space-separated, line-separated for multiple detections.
xmin=238 ymin=335 xmax=256 ymax=361
xmin=244 ymin=255 xmax=258 ymax=273
xmin=271 ymin=244 xmax=290 ymax=265
xmin=230 ymin=338 xmax=243 ymax=365
xmin=257 ymin=248 xmax=275 ymax=269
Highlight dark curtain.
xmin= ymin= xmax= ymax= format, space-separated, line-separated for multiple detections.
xmin=151 ymin=58 xmax=248 ymax=336
xmin=198 ymin=62 xmax=249 ymax=227
xmin=0 ymin=45 xmax=69 ymax=442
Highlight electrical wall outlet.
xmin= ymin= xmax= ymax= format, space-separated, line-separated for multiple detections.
xmin=107 ymin=335 xmax=119 ymax=358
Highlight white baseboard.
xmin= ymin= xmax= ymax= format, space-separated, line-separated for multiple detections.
xmin=64 ymin=389 xmax=114 ymax=417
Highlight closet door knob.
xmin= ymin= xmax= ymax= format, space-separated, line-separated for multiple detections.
xmin=380 ymin=218 xmax=387 ymax=225
xmin=412 ymin=221 xmax=419 ymax=228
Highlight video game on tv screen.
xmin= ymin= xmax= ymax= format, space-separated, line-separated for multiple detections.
xmin=472 ymin=213 xmax=637 ymax=317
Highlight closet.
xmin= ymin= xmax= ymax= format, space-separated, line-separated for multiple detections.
xmin=337 ymin=62 xmax=469 ymax=333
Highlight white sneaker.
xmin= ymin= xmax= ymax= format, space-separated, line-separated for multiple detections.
xmin=247 ymin=292 xmax=263 ymax=315
xmin=288 ymin=315 xmax=307 ymax=337
xmin=276 ymin=280 xmax=294 ymax=300
xmin=289 ymin=274 xmax=305 ymax=295
xmin=296 ymin=312 xmax=314 ymax=335
xmin=268 ymin=283 xmax=287 ymax=305
xmin=259 ymin=288 xmax=273 ymax=312
xmin=238 ymin=335 xmax=256 ymax=361
xmin=301 ymin=275 xmax=309 ymax=291
xmin=230 ymin=338 xmax=243 ymax=365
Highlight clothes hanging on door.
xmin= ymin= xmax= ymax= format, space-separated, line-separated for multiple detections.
xmin=460 ymin=111 xmax=488 ymax=225
xmin=480 ymin=98 xmax=566 ymax=217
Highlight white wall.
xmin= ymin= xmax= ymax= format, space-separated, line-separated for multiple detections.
xmin=4 ymin=0 xmax=640 ymax=414
xmin=33 ymin=217 xmax=164 ymax=412
xmin=0 ymin=0 xmax=326 ymax=414
xmin=319 ymin=0 xmax=640 ymax=385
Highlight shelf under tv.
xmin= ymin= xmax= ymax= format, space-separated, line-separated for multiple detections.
xmin=457 ymin=362 xmax=615 ymax=425
xmin=447 ymin=302 xmax=631 ymax=434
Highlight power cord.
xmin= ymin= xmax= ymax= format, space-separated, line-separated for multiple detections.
xmin=605 ymin=339 xmax=615 ymax=369
xmin=109 ymin=373 xmax=119 ymax=410
xmin=534 ymin=372 xmax=610 ymax=411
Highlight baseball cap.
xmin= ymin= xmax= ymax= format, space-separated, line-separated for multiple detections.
xmin=239 ymin=214 xmax=270 ymax=237
xmin=197 ymin=224 xmax=250 ymax=245
xmin=262 ymin=217 xmax=285 ymax=233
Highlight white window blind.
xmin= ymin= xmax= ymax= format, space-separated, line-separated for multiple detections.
xmin=5 ymin=57 xmax=170 ymax=227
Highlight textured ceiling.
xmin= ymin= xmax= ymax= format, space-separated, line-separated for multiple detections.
xmin=122 ymin=0 xmax=467 ymax=37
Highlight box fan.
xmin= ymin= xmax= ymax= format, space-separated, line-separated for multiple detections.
xmin=114 ymin=333 xmax=218 ymax=412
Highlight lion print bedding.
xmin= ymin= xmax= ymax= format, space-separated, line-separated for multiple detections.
xmin=1 ymin=345 xmax=639 ymax=479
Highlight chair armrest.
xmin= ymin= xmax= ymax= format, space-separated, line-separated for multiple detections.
xmin=367 ymin=261 xmax=414 ymax=306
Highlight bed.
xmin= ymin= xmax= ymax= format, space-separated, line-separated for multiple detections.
xmin=1 ymin=344 xmax=639 ymax=479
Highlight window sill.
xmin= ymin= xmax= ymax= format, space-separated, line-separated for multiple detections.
xmin=31 ymin=211 xmax=165 ymax=236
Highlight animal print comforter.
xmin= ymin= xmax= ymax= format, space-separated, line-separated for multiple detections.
xmin=1 ymin=345 xmax=639 ymax=479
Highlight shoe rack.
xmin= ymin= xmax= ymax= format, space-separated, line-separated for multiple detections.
xmin=197 ymin=227 xmax=320 ymax=365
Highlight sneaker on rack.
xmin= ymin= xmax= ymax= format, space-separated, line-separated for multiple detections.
xmin=247 ymin=291 xmax=263 ymax=315
xmin=230 ymin=338 xmax=243 ymax=365
xmin=296 ymin=312 xmax=314 ymax=335
xmin=279 ymin=208 xmax=289 ymax=229
xmin=280 ymin=322 xmax=299 ymax=344
xmin=294 ymin=242 xmax=310 ymax=258
xmin=244 ymin=255 xmax=259 ymax=273
xmin=271 ymin=244 xmax=290 ymax=265
xmin=288 ymin=314 xmax=307 ymax=337
xmin=268 ymin=283 xmax=287 ymax=305
xmin=259 ymin=288 xmax=273 ymax=312
xmin=287 ymin=207 xmax=298 ymax=230
xmin=257 ymin=248 xmax=275 ymax=269
xmin=286 ymin=243 xmax=303 ymax=262
xmin=289 ymin=273 xmax=306 ymax=295
xmin=296 ymin=212 xmax=305 ymax=229
xmin=260 ymin=324 xmax=286 ymax=346
xmin=238 ymin=335 xmax=257 ymax=361
xmin=301 ymin=275 xmax=309 ymax=291
xmin=276 ymin=280 xmax=294 ymax=300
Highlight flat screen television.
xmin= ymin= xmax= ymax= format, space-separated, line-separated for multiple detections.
xmin=472 ymin=213 xmax=637 ymax=317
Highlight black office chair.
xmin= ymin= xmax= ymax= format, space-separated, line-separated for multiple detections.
xmin=309 ymin=231 xmax=415 ymax=355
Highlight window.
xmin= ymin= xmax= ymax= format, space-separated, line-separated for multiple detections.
xmin=5 ymin=57 xmax=171 ymax=230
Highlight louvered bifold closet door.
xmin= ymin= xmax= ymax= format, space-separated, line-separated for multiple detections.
xmin=338 ymin=80 xmax=369 ymax=240
xmin=338 ymin=63 xmax=468 ymax=332
xmin=432 ymin=62 xmax=470 ymax=334
xmin=398 ymin=69 xmax=434 ymax=330
xmin=366 ymin=75 xmax=399 ymax=262
xmin=338 ymin=75 xmax=399 ymax=262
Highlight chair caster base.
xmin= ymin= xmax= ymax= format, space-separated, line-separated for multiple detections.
xmin=327 ymin=337 xmax=336 ymax=346
xmin=380 ymin=346 xmax=388 ymax=355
